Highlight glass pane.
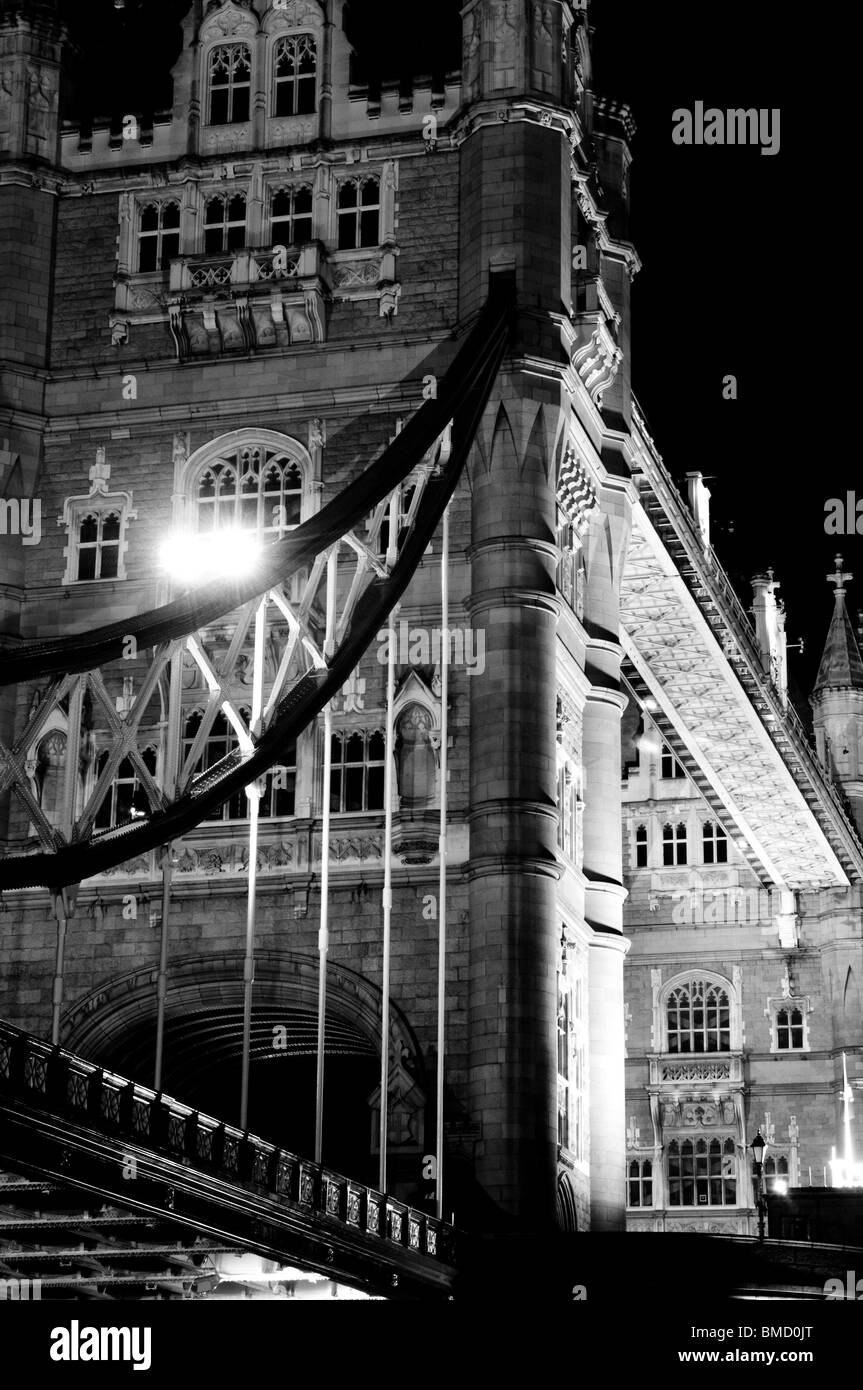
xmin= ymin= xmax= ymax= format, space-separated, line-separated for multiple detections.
xmin=79 ymin=515 xmax=99 ymax=544
xmin=162 ymin=202 xmax=181 ymax=228
xmin=209 ymin=88 xmax=229 ymax=125
xmin=295 ymin=186 xmax=313 ymax=215
xmin=204 ymin=226 xmax=224 ymax=254
xmin=140 ymin=205 xmax=159 ymax=232
xmin=232 ymin=88 xmax=250 ymax=124
xmin=345 ymin=733 xmax=364 ymax=763
xmin=77 ymin=547 xmax=97 ymax=581
xmin=205 ymin=199 xmax=223 ymax=224
xmin=161 ymin=233 xmax=180 ymax=269
xmin=345 ymin=766 xmax=363 ymax=812
xmin=338 ymin=182 xmax=358 ymax=210
xmin=359 ymin=209 xmax=379 ymax=247
xmin=367 ymin=765 xmax=384 ymax=808
xmin=138 ymin=237 xmax=157 ymax=272
xmin=100 ymin=544 xmax=119 ymax=580
xmin=103 ymin=513 xmax=121 ymax=541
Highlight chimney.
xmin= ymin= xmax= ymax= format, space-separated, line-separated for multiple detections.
xmin=685 ymin=471 xmax=711 ymax=548
xmin=751 ymin=570 xmax=788 ymax=704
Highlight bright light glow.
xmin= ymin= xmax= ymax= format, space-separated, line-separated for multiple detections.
xmin=159 ymin=528 xmax=262 ymax=584
xmin=772 ymin=1179 xmax=788 ymax=1196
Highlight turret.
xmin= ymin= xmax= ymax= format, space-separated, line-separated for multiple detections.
xmin=0 ymin=0 xmax=67 ymax=841
xmin=811 ymin=555 xmax=863 ymax=835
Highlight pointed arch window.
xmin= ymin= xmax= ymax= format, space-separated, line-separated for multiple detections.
xmin=76 ymin=510 xmax=122 ymax=581
xmin=764 ymin=1153 xmax=789 ymax=1192
xmin=635 ymin=823 xmax=648 ymax=868
xmin=182 ymin=710 xmax=247 ymax=822
xmin=627 ymin=1159 xmax=653 ymax=1207
xmin=329 ymin=730 xmax=386 ymax=813
xmin=208 ymin=44 xmax=252 ymax=126
xmin=273 ymin=34 xmax=317 ymax=116
xmin=662 ymin=821 xmax=687 ymax=866
xmin=668 ymin=1136 xmax=737 ymax=1206
xmin=194 ymin=446 xmax=303 ymax=538
xmin=775 ymin=1006 xmax=805 ymax=1051
xmin=94 ymin=748 xmax=157 ymax=831
xmin=666 ymin=978 xmax=731 ymax=1054
xmin=702 ymin=820 xmax=728 ymax=864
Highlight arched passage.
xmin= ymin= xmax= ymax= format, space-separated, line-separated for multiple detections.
xmin=62 ymin=951 xmax=425 ymax=1188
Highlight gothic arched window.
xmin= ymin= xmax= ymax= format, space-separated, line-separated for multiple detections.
xmin=662 ymin=821 xmax=687 ymax=866
xmin=329 ymin=730 xmax=385 ymax=813
xmin=182 ymin=710 xmax=247 ymax=821
xmin=702 ymin=820 xmax=728 ymax=864
xmin=627 ymin=1159 xmax=653 ymax=1208
xmin=194 ymin=446 xmax=303 ymax=538
xmin=666 ymin=978 xmax=731 ymax=1054
xmin=668 ymin=1136 xmax=736 ymax=1207
xmin=35 ymin=730 xmax=67 ymax=827
xmin=273 ymin=34 xmax=317 ymax=116
xmin=635 ymin=823 xmax=648 ymax=868
xmin=764 ymin=1153 xmax=789 ymax=1192
xmin=94 ymin=748 xmax=157 ymax=831
xmin=77 ymin=510 xmax=121 ymax=581
xmin=208 ymin=44 xmax=252 ymax=126
xmin=775 ymin=1006 xmax=805 ymax=1050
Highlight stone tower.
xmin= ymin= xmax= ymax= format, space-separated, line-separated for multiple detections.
xmin=812 ymin=555 xmax=863 ymax=837
xmin=0 ymin=0 xmax=66 ymax=841
xmin=460 ymin=0 xmax=632 ymax=1232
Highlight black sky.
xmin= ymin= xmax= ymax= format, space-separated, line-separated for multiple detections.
xmin=59 ymin=0 xmax=850 ymax=708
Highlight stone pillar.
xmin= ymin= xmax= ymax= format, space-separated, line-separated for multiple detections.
xmin=581 ymin=477 xmax=631 ymax=1230
xmin=459 ymin=0 xmax=576 ymax=1229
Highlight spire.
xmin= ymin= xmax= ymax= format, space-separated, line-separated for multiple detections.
xmin=813 ymin=555 xmax=863 ymax=693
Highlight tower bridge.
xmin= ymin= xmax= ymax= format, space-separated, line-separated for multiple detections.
xmin=0 ymin=0 xmax=861 ymax=1306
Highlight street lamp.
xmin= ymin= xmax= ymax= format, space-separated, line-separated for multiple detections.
xmin=750 ymin=1129 xmax=768 ymax=1241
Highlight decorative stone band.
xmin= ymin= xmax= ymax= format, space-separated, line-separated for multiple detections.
xmin=557 ymin=446 xmax=598 ymax=531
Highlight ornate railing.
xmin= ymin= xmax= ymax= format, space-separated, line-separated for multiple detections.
xmin=0 ymin=1021 xmax=455 ymax=1281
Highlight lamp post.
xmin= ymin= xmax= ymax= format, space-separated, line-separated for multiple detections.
xmin=751 ymin=1129 xmax=768 ymax=1241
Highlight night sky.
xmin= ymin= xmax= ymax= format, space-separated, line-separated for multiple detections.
xmin=57 ymin=0 xmax=848 ymax=710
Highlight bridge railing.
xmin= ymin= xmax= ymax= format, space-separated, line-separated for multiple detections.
xmin=0 ymin=1020 xmax=455 ymax=1272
